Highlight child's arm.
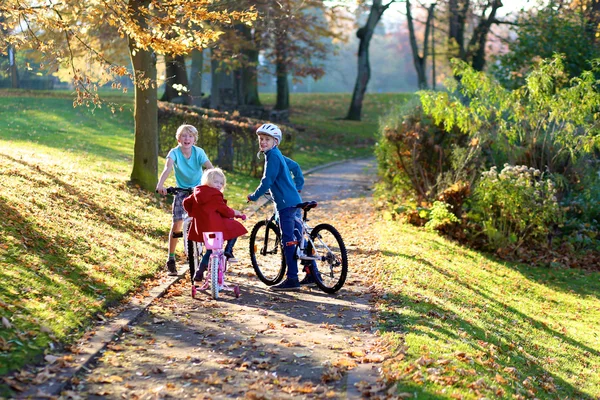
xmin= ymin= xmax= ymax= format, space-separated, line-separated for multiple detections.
xmin=215 ymin=202 xmax=236 ymax=219
xmin=248 ymin=154 xmax=282 ymax=201
xmin=156 ymin=157 xmax=175 ymax=195
xmin=182 ymin=194 xmax=194 ymax=214
xmin=284 ymin=156 xmax=304 ymax=192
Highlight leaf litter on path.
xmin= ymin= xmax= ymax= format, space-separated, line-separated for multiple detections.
xmin=13 ymin=160 xmax=394 ymax=399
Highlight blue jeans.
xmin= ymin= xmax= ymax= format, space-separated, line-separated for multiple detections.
xmin=200 ymin=237 xmax=237 ymax=267
xmin=280 ymin=207 xmax=303 ymax=282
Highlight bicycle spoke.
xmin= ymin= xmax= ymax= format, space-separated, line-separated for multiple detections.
xmin=249 ymin=220 xmax=286 ymax=285
xmin=309 ymin=224 xmax=348 ymax=294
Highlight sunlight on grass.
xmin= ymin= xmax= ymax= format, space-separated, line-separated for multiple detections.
xmin=0 ymin=139 xmax=169 ymax=375
xmin=377 ymin=221 xmax=600 ymax=399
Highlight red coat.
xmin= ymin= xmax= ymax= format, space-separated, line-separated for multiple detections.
xmin=182 ymin=185 xmax=247 ymax=243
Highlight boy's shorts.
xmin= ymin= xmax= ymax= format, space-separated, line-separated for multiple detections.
xmin=172 ymin=191 xmax=189 ymax=222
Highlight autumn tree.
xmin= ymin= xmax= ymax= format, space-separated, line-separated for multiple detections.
xmin=406 ymin=0 xmax=436 ymax=89
xmin=446 ymin=0 xmax=503 ymax=71
xmin=0 ymin=0 xmax=256 ymax=190
xmin=491 ymin=0 xmax=600 ymax=88
xmin=257 ymin=0 xmax=347 ymax=111
xmin=209 ymin=22 xmax=261 ymax=109
xmin=346 ymin=0 xmax=396 ymax=121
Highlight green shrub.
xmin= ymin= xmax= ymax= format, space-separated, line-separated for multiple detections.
xmin=375 ymin=99 xmax=481 ymax=213
xmin=424 ymin=201 xmax=460 ymax=232
xmin=420 ymin=56 xmax=600 ymax=194
xmin=560 ymin=168 xmax=600 ymax=251
xmin=469 ymin=164 xmax=563 ymax=250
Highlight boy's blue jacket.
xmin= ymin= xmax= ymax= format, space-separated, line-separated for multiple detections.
xmin=248 ymin=147 xmax=302 ymax=211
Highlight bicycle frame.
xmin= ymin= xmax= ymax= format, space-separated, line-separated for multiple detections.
xmin=250 ymin=193 xmax=348 ymax=293
xmin=195 ymin=231 xmax=240 ymax=299
xmin=262 ymin=195 xmax=330 ymax=264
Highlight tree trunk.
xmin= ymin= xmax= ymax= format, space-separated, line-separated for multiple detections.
xmin=9 ymin=45 xmax=19 ymax=89
xmin=238 ymin=24 xmax=260 ymax=106
xmin=275 ymin=30 xmax=289 ymax=111
xmin=406 ymin=0 xmax=435 ymax=89
xmin=128 ymin=0 xmax=159 ymax=191
xmin=466 ymin=0 xmax=503 ymax=71
xmin=189 ymin=49 xmax=204 ymax=107
xmin=161 ymin=54 xmax=191 ymax=104
xmin=448 ymin=0 xmax=469 ymax=61
xmin=275 ymin=61 xmax=289 ymax=110
xmin=346 ymin=0 xmax=391 ymax=121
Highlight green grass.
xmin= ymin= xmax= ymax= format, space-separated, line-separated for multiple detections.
xmin=0 ymin=89 xmax=400 ymax=387
xmin=2 ymin=88 xmax=598 ymax=399
xmin=0 ymin=95 xmax=169 ymax=381
xmin=376 ymin=220 xmax=600 ymax=399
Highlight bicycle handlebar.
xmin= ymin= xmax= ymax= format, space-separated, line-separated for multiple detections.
xmin=164 ymin=187 xmax=193 ymax=195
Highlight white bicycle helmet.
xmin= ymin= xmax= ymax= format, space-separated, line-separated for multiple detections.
xmin=256 ymin=123 xmax=282 ymax=145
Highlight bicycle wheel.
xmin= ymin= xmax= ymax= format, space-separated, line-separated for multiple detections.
xmin=187 ymin=238 xmax=201 ymax=283
xmin=210 ymin=256 xmax=219 ymax=300
xmin=307 ymin=223 xmax=348 ymax=294
xmin=249 ymin=220 xmax=286 ymax=286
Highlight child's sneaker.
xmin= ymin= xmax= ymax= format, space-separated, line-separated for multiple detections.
xmin=270 ymin=278 xmax=300 ymax=292
xmin=299 ymin=274 xmax=316 ymax=286
xmin=224 ymin=252 xmax=238 ymax=263
xmin=166 ymin=259 xmax=177 ymax=276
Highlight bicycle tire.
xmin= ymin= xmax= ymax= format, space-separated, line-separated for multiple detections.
xmin=307 ymin=223 xmax=348 ymax=294
xmin=210 ymin=256 xmax=219 ymax=300
xmin=249 ymin=220 xmax=286 ymax=286
xmin=187 ymin=237 xmax=201 ymax=283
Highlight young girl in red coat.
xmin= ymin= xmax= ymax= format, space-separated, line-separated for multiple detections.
xmin=183 ymin=167 xmax=247 ymax=281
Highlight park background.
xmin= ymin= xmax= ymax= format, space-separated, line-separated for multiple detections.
xmin=1 ymin=0 xmax=600 ymax=398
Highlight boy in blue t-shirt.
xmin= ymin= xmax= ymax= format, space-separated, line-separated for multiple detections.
xmin=156 ymin=124 xmax=213 ymax=275
xmin=247 ymin=123 xmax=306 ymax=291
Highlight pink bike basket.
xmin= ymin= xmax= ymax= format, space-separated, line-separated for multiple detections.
xmin=203 ymin=232 xmax=224 ymax=250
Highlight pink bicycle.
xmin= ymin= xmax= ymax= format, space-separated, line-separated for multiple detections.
xmin=192 ymin=231 xmax=240 ymax=300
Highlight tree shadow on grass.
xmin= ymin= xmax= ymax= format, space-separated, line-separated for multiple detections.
xmin=0 ymin=154 xmax=166 ymax=376
xmin=1 ymin=153 xmax=165 ymax=246
xmin=379 ymin=250 xmax=597 ymax=399
xmin=399 ymin=234 xmax=600 ymax=299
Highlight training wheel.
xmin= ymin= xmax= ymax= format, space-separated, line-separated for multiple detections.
xmin=191 ymin=285 xmax=197 ymax=298
xmin=234 ymin=285 xmax=240 ymax=298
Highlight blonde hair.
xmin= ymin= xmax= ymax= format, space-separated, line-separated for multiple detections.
xmin=176 ymin=124 xmax=198 ymax=143
xmin=201 ymin=167 xmax=226 ymax=190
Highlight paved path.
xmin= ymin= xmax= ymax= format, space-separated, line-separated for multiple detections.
xmin=18 ymin=158 xmax=386 ymax=400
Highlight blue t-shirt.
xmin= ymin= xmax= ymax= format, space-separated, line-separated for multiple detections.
xmin=167 ymin=146 xmax=209 ymax=188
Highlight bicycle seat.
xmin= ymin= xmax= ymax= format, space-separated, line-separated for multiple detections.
xmin=296 ymin=201 xmax=317 ymax=211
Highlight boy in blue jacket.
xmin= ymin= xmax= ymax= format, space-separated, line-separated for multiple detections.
xmin=247 ymin=124 xmax=307 ymax=291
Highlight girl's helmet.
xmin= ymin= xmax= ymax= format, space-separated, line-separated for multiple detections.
xmin=256 ymin=123 xmax=282 ymax=145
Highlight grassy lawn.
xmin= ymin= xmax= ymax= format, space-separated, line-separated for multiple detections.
xmin=1 ymin=89 xmax=598 ymax=399
xmin=376 ymin=220 xmax=600 ymax=399
xmin=0 ymin=90 xmax=400 ymax=386
xmin=0 ymin=95 xmax=170 ymax=381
